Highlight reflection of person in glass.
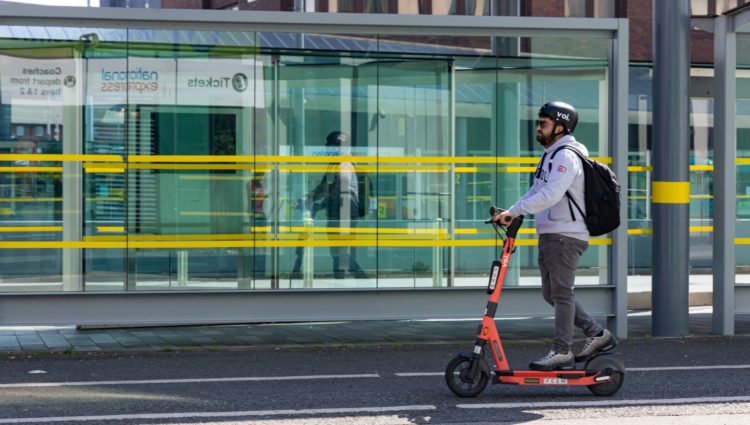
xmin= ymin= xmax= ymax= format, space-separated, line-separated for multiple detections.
xmin=299 ymin=131 xmax=367 ymax=279
xmin=247 ymin=172 xmax=266 ymax=277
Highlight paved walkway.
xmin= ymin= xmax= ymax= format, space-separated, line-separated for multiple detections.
xmin=0 ymin=307 xmax=748 ymax=353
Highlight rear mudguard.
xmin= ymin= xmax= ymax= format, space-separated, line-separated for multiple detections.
xmin=584 ymin=352 xmax=626 ymax=374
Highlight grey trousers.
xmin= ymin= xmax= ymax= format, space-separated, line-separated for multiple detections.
xmin=538 ymin=233 xmax=604 ymax=353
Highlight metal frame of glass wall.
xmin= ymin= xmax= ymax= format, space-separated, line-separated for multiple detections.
xmin=709 ymin=6 xmax=750 ymax=335
xmin=0 ymin=5 xmax=629 ymax=334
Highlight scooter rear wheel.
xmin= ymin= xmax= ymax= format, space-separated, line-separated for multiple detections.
xmin=445 ymin=355 xmax=489 ymax=397
xmin=585 ymin=354 xmax=625 ymax=396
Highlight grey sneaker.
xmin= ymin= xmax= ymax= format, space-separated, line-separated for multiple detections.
xmin=529 ymin=350 xmax=575 ymax=371
xmin=575 ymin=329 xmax=618 ymax=362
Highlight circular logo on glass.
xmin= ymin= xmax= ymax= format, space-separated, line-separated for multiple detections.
xmin=63 ymin=75 xmax=77 ymax=88
xmin=232 ymin=73 xmax=248 ymax=92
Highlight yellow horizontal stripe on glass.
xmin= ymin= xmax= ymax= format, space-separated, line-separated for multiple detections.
xmin=0 ymin=155 xmax=616 ymax=169
xmin=85 ymin=168 xmax=126 ymax=173
xmin=652 ymin=181 xmax=690 ymax=204
xmin=736 ymin=158 xmax=750 ymax=165
xmin=124 ymin=164 xmax=480 ymax=173
xmin=0 ymin=167 xmax=63 ymax=173
xmin=0 ymin=238 xmax=612 ymax=249
xmin=628 ymin=165 xmax=713 ymax=172
xmin=96 ymin=227 xmax=125 ymax=233
xmin=454 ymin=228 xmax=537 ymax=235
xmin=87 ymin=197 xmax=125 ymax=202
xmin=630 ymin=195 xmax=719 ymax=200
xmin=258 ymin=156 xmax=546 ymax=164
xmin=276 ymin=234 xmax=450 ymax=241
xmin=83 ymin=163 xmax=126 ymax=173
xmin=505 ymin=166 xmax=537 ymax=173
xmin=628 ymin=227 xmax=713 ymax=235
xmin=126 ymin=155 xmax=612 ymax=165
xmin=0 ymin=198 xmax=62 ymax=202
xmin=75 ymin=229 xmax=543 ymax=238
xmin=126 ymin=155 xmax=516 ymax=164
xmin=276 ymin=226 xmax=447 ymax=235
xmin=0 ymin=242 xmax=124 ymax=249
xmin=82 ymin=234 xmax=448 ymax=242
xmin=129 ymin=164 xmax=258 ymax=171
xmin=0 ymin=154 xmax=123 ymax=162
xmin=128 ymin=234 xmax=255 ymax=241
xmin=0 ymin=226 xmax=63 ymax=232
xmin=0 ymin=197 xmax=204 ymax=203
xmin=84 ymin=234 xmax=256 ymax=241
xmin=736 ymin=238 xmax=750 ymax=245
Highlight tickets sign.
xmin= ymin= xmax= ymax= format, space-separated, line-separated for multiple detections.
xmin=176 ymin=58 xmax=264 ymax=107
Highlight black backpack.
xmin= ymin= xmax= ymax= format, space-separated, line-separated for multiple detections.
xmin=550 ymin=146 xmax=621 ymax=236
xmin=354 ymin=167 xmax=373 ymax=218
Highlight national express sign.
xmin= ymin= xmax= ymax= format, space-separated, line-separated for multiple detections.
xmin=0 ymin=55 xmax=264 ymax=121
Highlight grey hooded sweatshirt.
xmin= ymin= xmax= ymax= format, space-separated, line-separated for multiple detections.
xmin=508 ymin=135 xmax=589 ymax=242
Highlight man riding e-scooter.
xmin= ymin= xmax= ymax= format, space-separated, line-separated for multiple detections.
xmin=492 ymin=101 xmax=618 ymax=371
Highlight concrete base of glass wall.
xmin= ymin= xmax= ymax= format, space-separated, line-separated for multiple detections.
xmin=0 ymin=287 xmax=616 ymax=327
xmin=738 ymin=285 xmax=750 ymax=314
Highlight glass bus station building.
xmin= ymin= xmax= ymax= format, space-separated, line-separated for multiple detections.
xmin=0 ymin=1 xmax=748 ymax=336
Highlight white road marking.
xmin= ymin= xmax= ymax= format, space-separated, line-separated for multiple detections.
xmin=396 ymin=364 xmax=750 ymax=377
xmin=0 ymin=405 xmax=437 ymax=424
xmin=628 ymin=364 xmax=750 ymax=371
xmin=0 ymin=374 xmax=380 ymax=388
xmin=4 ymin=364 xmax=748 ymax=389
xmin=456 ymin=395 xmax=750 ymax=410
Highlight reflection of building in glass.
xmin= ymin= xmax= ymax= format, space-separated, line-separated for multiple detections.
xmin=100 ymin=0 xmax=162 ymax=7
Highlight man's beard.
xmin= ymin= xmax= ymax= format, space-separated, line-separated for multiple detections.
xmin=536 ymin=132 xmax=550 ymax=146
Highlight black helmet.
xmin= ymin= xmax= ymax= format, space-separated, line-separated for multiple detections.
xmin=538 ymin=101 xmax=578 ymax=134
xmin=325 ymin=131 xmax=350 ymax=147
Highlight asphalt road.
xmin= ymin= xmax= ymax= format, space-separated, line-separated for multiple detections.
xmin=1 ymin=336 xmax=750 ymax=424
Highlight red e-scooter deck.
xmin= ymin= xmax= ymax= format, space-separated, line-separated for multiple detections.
xmin=445 ymin=207 xmax=624 ymax=397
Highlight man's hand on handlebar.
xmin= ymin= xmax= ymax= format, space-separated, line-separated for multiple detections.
xmin=493 ymin=210 xmax=514 ymax=226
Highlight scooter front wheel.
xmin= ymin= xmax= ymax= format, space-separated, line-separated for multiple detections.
xmin=445 ymin=355 xmax=489 ymax=397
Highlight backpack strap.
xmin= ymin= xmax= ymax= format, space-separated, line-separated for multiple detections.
xmin=534 ymin=152 xmax=548 ymax=180
xmin=550 ymin=145 xmax=586 ymax=221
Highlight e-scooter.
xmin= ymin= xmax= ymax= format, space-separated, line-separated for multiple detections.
xmin=445 ymin=206 xmax=625 ymax=397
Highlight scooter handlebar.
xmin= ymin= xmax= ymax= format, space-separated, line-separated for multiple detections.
xmin=487 ymin=205 xmax=524 ymax=237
